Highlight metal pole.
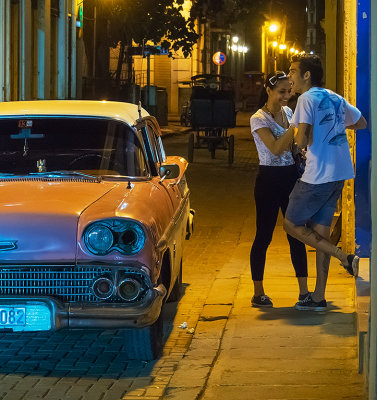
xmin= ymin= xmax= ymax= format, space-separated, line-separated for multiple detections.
xmin=147 ymin=53 xmax=150 ymax=109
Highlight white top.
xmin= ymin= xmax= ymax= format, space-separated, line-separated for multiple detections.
xmin=291 ymin=87 xmax=362 ymax=184
xmin=250 ymin=106 xmax=295 ymax=166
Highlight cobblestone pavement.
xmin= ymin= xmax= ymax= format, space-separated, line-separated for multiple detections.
xmin=0 ymin=119 xmax=258 ymax=400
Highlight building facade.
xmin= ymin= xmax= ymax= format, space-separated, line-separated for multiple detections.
xmin=0 ymin=0 xmax=83 ymax=102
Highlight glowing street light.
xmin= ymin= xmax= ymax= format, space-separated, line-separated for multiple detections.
xmin=279 ymin=44 xmax=287 ymax=50
xmin=272 ymin=41 xmax=278 ymax=48
xmin=294 ymin=49 xmax=299 ymax=54
xmin=232 ymin=36 xmax=239 ymax=44
xmin=231 ymin=44 xmax=238 ymax=51
xmin=269 ymin=23 xmax=279 ymax=33
xmin=290 ymin=47 xmax=295 ymax=53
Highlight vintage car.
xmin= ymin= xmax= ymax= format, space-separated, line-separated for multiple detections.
xmin=0 ymin=100 xmax=194 ymax=360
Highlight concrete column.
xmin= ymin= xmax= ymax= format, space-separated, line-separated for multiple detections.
xmin=341 ymin=0 xmax=357 ymax=255
xmin=57 ymin=0 xmax=68 ymax=99
xmin=20 ymin=0 xmax=32 ymax=100
xmin=37 ymin=0 xmax=51 ymax=99
xmin=323 ymin=0 xmax=337 ymax=90
xmin=369 ymin=3 xmax=377 ymax=399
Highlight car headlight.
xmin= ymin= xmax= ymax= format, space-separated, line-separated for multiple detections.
xmin=83 ymin=219 xmax=146 ymax=256
xmin=84 ymin=224 xmax=114 ymax=255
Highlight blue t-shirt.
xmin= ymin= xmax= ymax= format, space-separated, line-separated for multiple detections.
xmin=291 ymin=87 xmax=361 ymax=184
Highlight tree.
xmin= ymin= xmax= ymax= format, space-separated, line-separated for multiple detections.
xmin=96 ymin=0 xmax=199 ymax=84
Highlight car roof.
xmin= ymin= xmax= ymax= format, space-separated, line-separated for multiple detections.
xmin=0 ymin=100 xmax=149 ymax=126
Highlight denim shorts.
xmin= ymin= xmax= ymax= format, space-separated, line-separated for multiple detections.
xmin=285 ymin=180 xmax=344 ymax=227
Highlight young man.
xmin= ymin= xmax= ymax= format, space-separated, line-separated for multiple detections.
xmin=284 ymin=54 xmax=367 ymax=311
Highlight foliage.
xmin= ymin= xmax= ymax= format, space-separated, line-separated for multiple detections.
xmin=191 ymin=0 xmax=265 ymax=27
xmin=100 ymin=0 xmax=199 ymax=58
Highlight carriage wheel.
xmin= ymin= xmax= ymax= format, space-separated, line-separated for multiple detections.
xmin=188 ymin=133 xmax=195 ymax=163
xmin=228 ymin=134 xmax=235 ymax=164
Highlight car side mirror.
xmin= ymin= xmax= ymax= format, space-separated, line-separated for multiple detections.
xmin=159 ymin=164 xmax=180 ymax=181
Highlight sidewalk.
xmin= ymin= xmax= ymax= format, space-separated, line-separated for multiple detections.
xmin=164 ymin=225 xmax=367 ymax=400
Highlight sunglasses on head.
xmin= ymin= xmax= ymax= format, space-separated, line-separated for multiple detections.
xmin=268 ymin=72 xmax=287 ymax=86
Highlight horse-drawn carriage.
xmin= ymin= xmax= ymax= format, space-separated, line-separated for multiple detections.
xmin=184 ymin=74 xmax=236 ymax=164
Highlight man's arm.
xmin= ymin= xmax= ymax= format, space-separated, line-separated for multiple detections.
xmin=347 ymin=115 xmax=367 ymax=130
xmin=295 ymin=123 xmax=312 ymax=149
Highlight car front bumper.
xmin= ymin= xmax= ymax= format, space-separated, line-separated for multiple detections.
xmin=0 ymin=284 xmax=166 ymax=332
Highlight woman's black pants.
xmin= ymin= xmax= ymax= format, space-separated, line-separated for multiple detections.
xmin=250 ymin=165 xmax=308 ymax=281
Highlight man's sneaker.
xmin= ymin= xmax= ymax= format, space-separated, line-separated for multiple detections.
xmin=342 ymin=255 xmax=359 ymax=277
xmin=298 ymin=292 xmax=311 ymax=302
xmin=252 ymin=295 xmax=273 ymax=308
xmin=294 ymin=294 xmax=327 ymax=311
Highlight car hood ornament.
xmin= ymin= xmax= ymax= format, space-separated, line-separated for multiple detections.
xmin=0 ymin=241 xmax=18 ymax=251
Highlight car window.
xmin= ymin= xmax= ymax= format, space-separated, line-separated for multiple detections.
xmin=0 ymin=117 xmax=149 ymax=177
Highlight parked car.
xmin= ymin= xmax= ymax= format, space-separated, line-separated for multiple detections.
xmin=0 ymin=100 xmax=194 ymax=360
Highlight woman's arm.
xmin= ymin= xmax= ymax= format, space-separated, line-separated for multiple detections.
xmin=255 ymin=125 xmax=295 ymax=155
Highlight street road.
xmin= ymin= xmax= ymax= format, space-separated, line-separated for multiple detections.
xmin=0 ymin=119 xmax=260 ymax=400
xmin=0 ymin=117 xmax=364 ymax=400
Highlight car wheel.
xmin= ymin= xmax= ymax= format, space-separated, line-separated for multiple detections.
xmin=167 ymin=260 xmax=182 ymax=302
xmin=123 ymin=310 xmax=163 ymax=361
xmin=228 ymin=134 xmax=235 ymax=164
xmin=188 ymin=133 xmax=194 ymax=163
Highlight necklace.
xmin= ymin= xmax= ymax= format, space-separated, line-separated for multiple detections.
xmin=264 ymin=103 xmax=288 ymax=128
xmin=264 ymin=103 xmax=282 ymax=119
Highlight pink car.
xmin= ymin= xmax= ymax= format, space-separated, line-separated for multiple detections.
xmin=0 ymin=100 xmax=194 ymax=360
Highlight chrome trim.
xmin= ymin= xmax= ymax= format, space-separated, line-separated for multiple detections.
xmin=157 ymin=191 xmax=190 ymax=251
xmin=0 ymin=283 xmax=166 ymax=330
xmin=0 ymin=241 xmax=18 ymax=251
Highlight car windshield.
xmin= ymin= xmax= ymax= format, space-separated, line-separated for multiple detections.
xmin=0 ymin=117 xmax=149 ymax=178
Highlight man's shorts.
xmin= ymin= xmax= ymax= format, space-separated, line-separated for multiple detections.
xmin=285 ymin=180 xmax=344 ymax=227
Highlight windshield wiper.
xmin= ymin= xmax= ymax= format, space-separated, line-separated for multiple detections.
xmin=28 ymin=170 xmax=102 ymax=182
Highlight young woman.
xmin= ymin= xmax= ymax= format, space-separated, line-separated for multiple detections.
xmin=249 ymin=71 xmax=308 ymax=307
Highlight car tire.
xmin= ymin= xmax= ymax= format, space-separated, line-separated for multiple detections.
xmin=123 ymin=310 xmax=164 ymax=361
xmin=228 ymin=134 xmax=234 ymax=164
xmin=188 ymin=133 xmax=194 ymax=163
xmin=167 ymin=261 xmax=182 ymax=302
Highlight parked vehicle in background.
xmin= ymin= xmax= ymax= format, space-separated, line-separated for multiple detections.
xmin=187 ymin=74 xmax=236 ymax=164
xmin=0 ymin=101 xmax=194 ymax=360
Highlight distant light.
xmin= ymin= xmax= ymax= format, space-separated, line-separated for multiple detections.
xmin=290 ymin=47 xmax=295 ymax=53
xmin=279 ymin=44 xmax=287 ymax=50
xmin=231 ymin=44 xmax=238 ymax=51
xmin=306 ymin=7 xmax=308 ymax=12
xmin=310 ymin=50 xmax=314 ymax=54
xmin=294 ymin=50 xmax=299 ymax=54
xmin=301 ymin=50 xmax=306 ymax=54
xmin=238 ymin=45 xmax=243 ymax=52
xmin=269 ymin=23 xmax=279 ymax=33
xmin=242 ymin=46 xmax=248 ymax=53
xmin=272 ymin=41 xmax=278 ymax=48
xmin=232 ymin=36 xmax=239 ymax=44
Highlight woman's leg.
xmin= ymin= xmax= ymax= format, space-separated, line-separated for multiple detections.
xmin=280 ymin=169 xmax=309 ymax=296
xmin=250 ymin=170 xmax=280 ymax=296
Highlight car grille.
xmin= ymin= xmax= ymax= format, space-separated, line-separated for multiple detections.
xmin=0 ymin=266 xmax=115 ymax=303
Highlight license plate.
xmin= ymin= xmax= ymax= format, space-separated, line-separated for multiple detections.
xmin=0 ymin=307 xmax=26 ymax=326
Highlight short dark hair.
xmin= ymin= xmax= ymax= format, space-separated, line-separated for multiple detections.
xmin=291 ymin=54 xmax=323 ymax=87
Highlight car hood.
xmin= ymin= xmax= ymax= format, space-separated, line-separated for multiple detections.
xmin=0 ymin=181 xmax=118 ymax=263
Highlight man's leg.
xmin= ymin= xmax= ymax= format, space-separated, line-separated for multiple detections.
xmin=310 ymin=223 xmax=331 ymax=302
xmin=283 ymin=219 xmax=348 ymax=265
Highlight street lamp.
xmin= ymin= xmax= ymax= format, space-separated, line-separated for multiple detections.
xmin=232 ymin=36 xmax=239 ymax=44
xmin=269 ymin=23 xmax=279 ymax=33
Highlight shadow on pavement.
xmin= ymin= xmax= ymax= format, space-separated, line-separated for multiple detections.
xmin=0 ymin=298 xmax=182 ymax=379
xmin=254 ymin=305 xmax=357 ymax=337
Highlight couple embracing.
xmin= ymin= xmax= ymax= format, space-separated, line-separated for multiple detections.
xmin=249 ymin=54 xmax=367 ymax=311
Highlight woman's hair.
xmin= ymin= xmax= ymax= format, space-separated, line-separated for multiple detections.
xmin=257 ymin=71 xmax=288 ymax=108
xmin=291 ymin=54 xmax=323 ymax=87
